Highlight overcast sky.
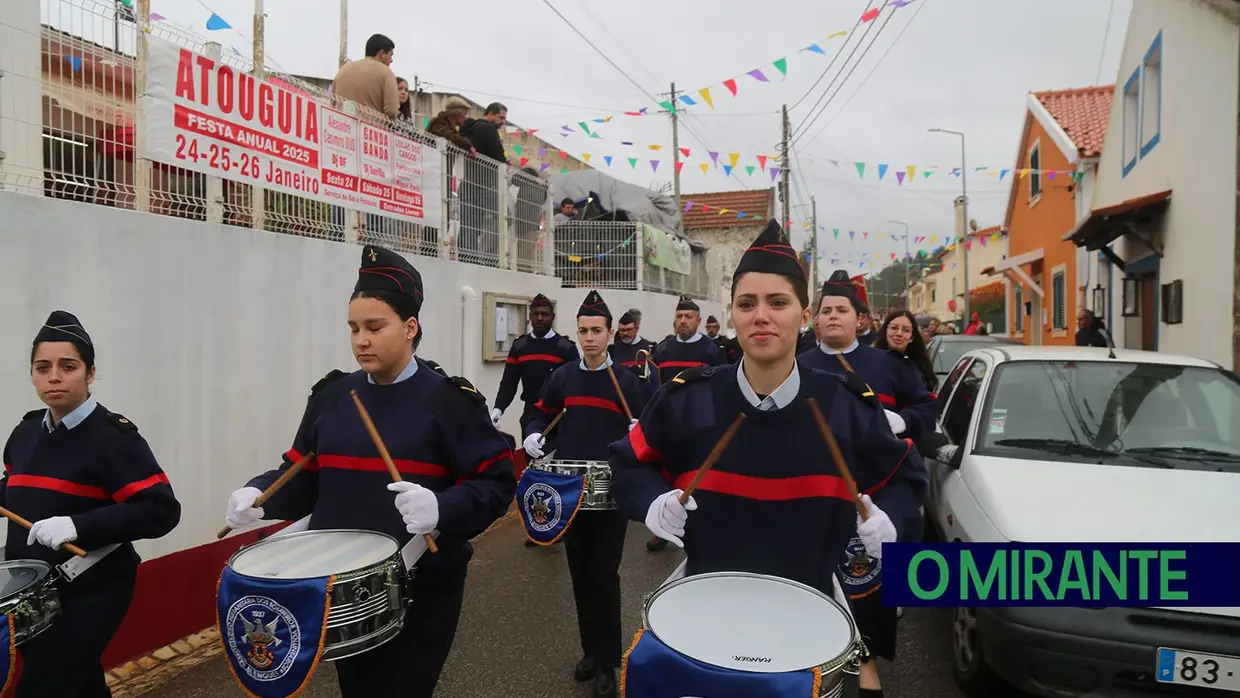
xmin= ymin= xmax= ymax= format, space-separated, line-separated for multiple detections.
xmin=118 ymin=0 xmax=1130 ymax=277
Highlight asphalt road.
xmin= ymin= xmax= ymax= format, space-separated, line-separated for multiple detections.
xmin=134 ymin=515 xmax=974 ymax=697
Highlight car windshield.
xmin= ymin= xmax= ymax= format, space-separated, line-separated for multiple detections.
xmin=933 ymin=339 xmax=1007 ymax=373
xmin=978 ymin=360 xmax=1240 ymax=471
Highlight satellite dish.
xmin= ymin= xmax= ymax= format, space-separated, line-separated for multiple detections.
xmin=969 ymin=219 xmax=980 ymax=232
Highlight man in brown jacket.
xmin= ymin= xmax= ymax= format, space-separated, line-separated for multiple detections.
xmin=426 ymin=97 xmax=476 ymax=156
xmin=332 ymin=34 xmax=400 ymax=119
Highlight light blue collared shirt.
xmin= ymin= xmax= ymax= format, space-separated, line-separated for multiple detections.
xmin=367 ymin=357 xmax=419 ymax=385
xmin=675 ymin=332 xmax=704 ymax=344
xmin=736 ymin=360 xmax=801 ymax=412
xmin=579 ymin=355 xmax=615 ymax=371
xmin=44 ymin=394 xmax=98 ymax=432
xmin=818 ymin=340 xmax=859 ymax=356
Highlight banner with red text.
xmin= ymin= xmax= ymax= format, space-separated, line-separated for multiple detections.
xmin=141 ymin=38 xmax=442 ymax=229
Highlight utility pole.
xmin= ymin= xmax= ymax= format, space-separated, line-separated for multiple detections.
xmin=662 ymin=82 xmax=683 ymax=221
xmin=338 ymin=0 xmax=348 ymax=68
xmin=779 ymin=105 xmax=792 ymax=235
xmin=929 ymin=128 xmax=970 ymax=319
xmin=810 ymin=196 xmax=819 ymax=290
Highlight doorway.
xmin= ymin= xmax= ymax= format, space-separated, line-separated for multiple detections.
xmin=1138 ymin=273 xmax=1158 ymax=350
xmin=1030 ymin=273 xmax=1044 ymax=344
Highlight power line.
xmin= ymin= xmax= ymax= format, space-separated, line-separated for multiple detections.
xmin=799 ymin=0 xmax=928 ymax=151
xmin=1094 ymin=0 xmax=1117 ymax=85
xmin=792 ymin=1 xmax=895 ymax=147
xmin=788 ymin=0 xmax=876 ymax=111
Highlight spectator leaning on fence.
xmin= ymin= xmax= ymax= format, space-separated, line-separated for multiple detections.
xmin=333 ymin=33 xmax=400 ymax=119
xmin=461 ymin=102 xmax=509 ymax=164
xmin=427 ymin=97 xmax=477 ymax=155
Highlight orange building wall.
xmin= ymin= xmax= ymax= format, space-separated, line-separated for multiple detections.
xmin=1005 ymin=115 xmax=1080 ymax=345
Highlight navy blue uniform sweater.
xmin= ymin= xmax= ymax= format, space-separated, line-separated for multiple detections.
xmin=799 ymin=342 xmax=938 ymax=449
xmin=2 ymin=405 xmax=181 ymax=585
xmin=526 ymin=361 xmax=654 ymax=461
xmin=610 ymin=363 xmax=927 ymax=596
xmin=249 ymin=361 xmax=516 ymax=576
xmin=608 ymin=336 xmax=655 ymax=372
xmin=494 ymin=333 xmax=579 ymax=412
xmin=651 ymin=335 xmax=726 ymax=385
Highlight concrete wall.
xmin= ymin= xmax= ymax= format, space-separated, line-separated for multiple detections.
xmin=1092 ymin=0 xmax=1239 ymax=366
xmin=0 ymin=0 xmax=43 ymax=188
xmin=0 ymin=191 xmax=723 ymax=561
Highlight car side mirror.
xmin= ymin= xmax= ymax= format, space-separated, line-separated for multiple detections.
xmin=936 ymin=444 xmax=962 ymax=469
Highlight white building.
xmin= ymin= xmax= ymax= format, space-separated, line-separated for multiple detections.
xmin=1066 ymin=0 xmax=1239 ymax=368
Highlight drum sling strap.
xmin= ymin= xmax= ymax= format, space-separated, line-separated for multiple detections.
xmin=57 ymin=543 xmax=122 ymax=582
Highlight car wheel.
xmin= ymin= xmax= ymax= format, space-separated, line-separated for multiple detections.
xmin=951 ymin=606 xmax=1006 ymax=695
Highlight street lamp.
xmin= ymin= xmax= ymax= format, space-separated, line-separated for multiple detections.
xmin=887 ymin=219 xmax=910 ymax=309
xmin=928 ymin=128 xmax=970 ymax=320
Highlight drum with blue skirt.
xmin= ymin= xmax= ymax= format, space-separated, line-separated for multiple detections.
xmin=516 ymin=453 xmax=614 ymax=546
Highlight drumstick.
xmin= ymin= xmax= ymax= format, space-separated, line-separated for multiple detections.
xmin=216 ymin=451 xmax=316 ymax=539
xmin=806 ymin=398 xmax=868 ymax=521
xmin=0 ymin=506 xmax=87 ymax=557
xmin=351 ymin=390 xmax=439 ymax=554
xmin=604 ymin=363 xmax=634 ymax=421
xmin=678 ymin=413 xmax=747 ymax=505
xmin=542 ymin=409 xmax=567 ymax=438
xmin=836 ymin=353 xmax=856 ymax=374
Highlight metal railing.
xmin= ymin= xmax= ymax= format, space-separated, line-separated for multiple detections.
xmin=1 ymin=0 xmax=713 ymax=300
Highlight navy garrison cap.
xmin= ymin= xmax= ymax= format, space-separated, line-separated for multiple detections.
xmin=355 ymin=245 xmax=423 ymax=313
xmin=577 ymin=290 xmax=611 ymax=319
xmin=530 ymin=294 xmax=554 ymax=310
xmin=34 ymin=310 xmax=92 ymax=347
xmin=676 ymin=294 xmax=699 ymax=312
xmin=821 ymin=270 xmax=865 ymax=312
xmin=734 ymin=220 xmax=805 ymax=283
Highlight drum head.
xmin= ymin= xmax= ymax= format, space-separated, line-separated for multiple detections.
xmin=230 ymin=530 xmax=398 ymax=580
xmin=0 ymin=561 xmax=49 ymax=599
xmin=646 ymin=572 xmax=854 ymax=674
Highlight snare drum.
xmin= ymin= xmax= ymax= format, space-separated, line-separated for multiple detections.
xmin=0 ymin=560 xmax=60 ymax=645
xmin=226 ymin=529 xmax=408 ymax=661
xmin=639 ymin=572 xmax=864 ymax=698
xmin=527 ymin=458 xmax=615 ymax=510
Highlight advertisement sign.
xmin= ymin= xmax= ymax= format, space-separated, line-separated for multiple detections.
xmin=141 ymin=38 xmax=442 ymax=228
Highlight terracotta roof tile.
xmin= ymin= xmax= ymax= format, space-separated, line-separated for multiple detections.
xmin=1034 ymin=85 xmax=1114 ymax=158
xmin=681 ymin=189 xmax=775 ymax=230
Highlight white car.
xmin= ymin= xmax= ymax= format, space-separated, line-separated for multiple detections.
xmin=922 ymin=345 xmax=1240 ymax=697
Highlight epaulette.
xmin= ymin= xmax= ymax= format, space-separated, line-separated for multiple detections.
xmin=21 ymin=409 xmax=44 ymax=421
xmin=839 ymin=371 xmax=878 ymax=403
xmin=668 ymin=365 xmax=717 ymax=390
xmin=449 ymin=375 xmax=487 ymax=406
xmin=105 ymin=411 xmax=139 ymax=432
xmin=422 ymin=359 xmax=449 ymax=377
xmin=310 ymin=369 xmax=349 ymax=396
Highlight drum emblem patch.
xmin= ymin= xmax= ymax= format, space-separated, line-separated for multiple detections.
xmin=840 ymin=536 xmax=881 ymax=587
xmin=225 ymin=595 xmax=302 ymax=681
xmin=523 ymin=482 xmax=563 ymax=532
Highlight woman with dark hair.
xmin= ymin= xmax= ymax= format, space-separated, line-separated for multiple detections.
xmin=876 ymin=310 xmax=936 ymax=393
xmin=395 ymin=77 xmax=413 ymax=122
xmin=612 ymin=222 xmax=927 ymax=698
xmin=223 ymin=246 xmax=516 ymax=698
xmin=2 ymin=311 xmax=181 ymax=697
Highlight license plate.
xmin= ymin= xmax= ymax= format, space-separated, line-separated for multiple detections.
xmin=1157 ymin=648 xmax=1240 ymax=691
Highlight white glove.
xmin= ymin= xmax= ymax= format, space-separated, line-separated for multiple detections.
xmin=226 ymin=487 xmax=265 ymax=529
xmin=523 ymin=432 xmax=545 ymax=459
xmin=28 ymin=516 xmax=77 ymax=550
xmin=629 ymin=419 xmax=638 ymax=431
xmin=884 ymin=409 xmax=907 ymax=435
xmin=490 ymin=408 xmax=502 ymax=427
xmin=856 ymin=494 xmax=897 ymax=558
xmin=644 ymin=489 xmax=697 ymax=548
xmin=388 ymin=481 xmax=440 ymax=535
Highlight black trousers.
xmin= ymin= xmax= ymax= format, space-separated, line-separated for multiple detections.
xmin=564 ymin=510 xmax=628 ymax=669
xmin=335 ymin=568 xmax=467 ymax=698
xmin=518 ymin=402 xmax=542 ymax=438
xmin=17 ymin=566 xmax=136 ymax=698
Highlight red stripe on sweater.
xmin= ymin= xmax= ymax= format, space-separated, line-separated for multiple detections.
xmin=564 ymin=396 xmax=622 ymax=414
xmin=113 ymin=473 xmax=171 ymax=502
xmin=317 ymin=454 xmax=451 ymax=479
xmin=628 ymin=424 xmax=662 ymax=463
xmin=8 ymin=474 xmax=109 ymax=499
xmin=672 ymin=470 xmax=853 ymax=502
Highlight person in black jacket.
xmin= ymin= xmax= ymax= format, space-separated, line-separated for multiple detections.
xmin=3 ymin=311 xmax=181 ymax=698
xmin=460 ymin=102 xmax=508 ymax=165
xmin=457 ymin=102 xmax=509 ymax=265
xmin=1075 ymin=309 xmax=1110 ymax=347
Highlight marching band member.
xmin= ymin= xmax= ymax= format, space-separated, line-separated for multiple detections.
xmin=608 ymin=310 xmax=655 ymax=372
xmin=800 ymin=270 xmax=938 ymax=449
xmin=645 ymin=295 xmax=726 ymax=552
xmin=611 ymin=222 xmax=927 ymax=698
xmin=704 ymin=315 xmax=741 ymax=363
xmin=522 ymin=290 xmax=653 ymax=697
xmin=223 ymin=246 xmax=515 ymax=698
xmin=798 ymin=270 xmax=937 ymax=697
xmin=2 ymin=311 xmax=181 ymax=698
xmin=490 ymin=293 xmax=579 ymax=434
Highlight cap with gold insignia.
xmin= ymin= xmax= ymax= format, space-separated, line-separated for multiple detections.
xmin=577 ymin=289 xmax=611 ymax=319
xmin=355 ymin=245 xmax=424 ymax=315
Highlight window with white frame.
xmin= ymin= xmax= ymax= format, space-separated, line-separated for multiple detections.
xmin=1052 ymin=268 xmax=1067 ymax=330
xmin=1141 ymin=33 xmax=1162 ymax=155
xmin=1014 ymin=286 xmax=1024 ymax=332
xmin=1122 ymin=68 xmax=1140 ymax=175
xmin=1028 ymin=142 xmax=1042 ymax=200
